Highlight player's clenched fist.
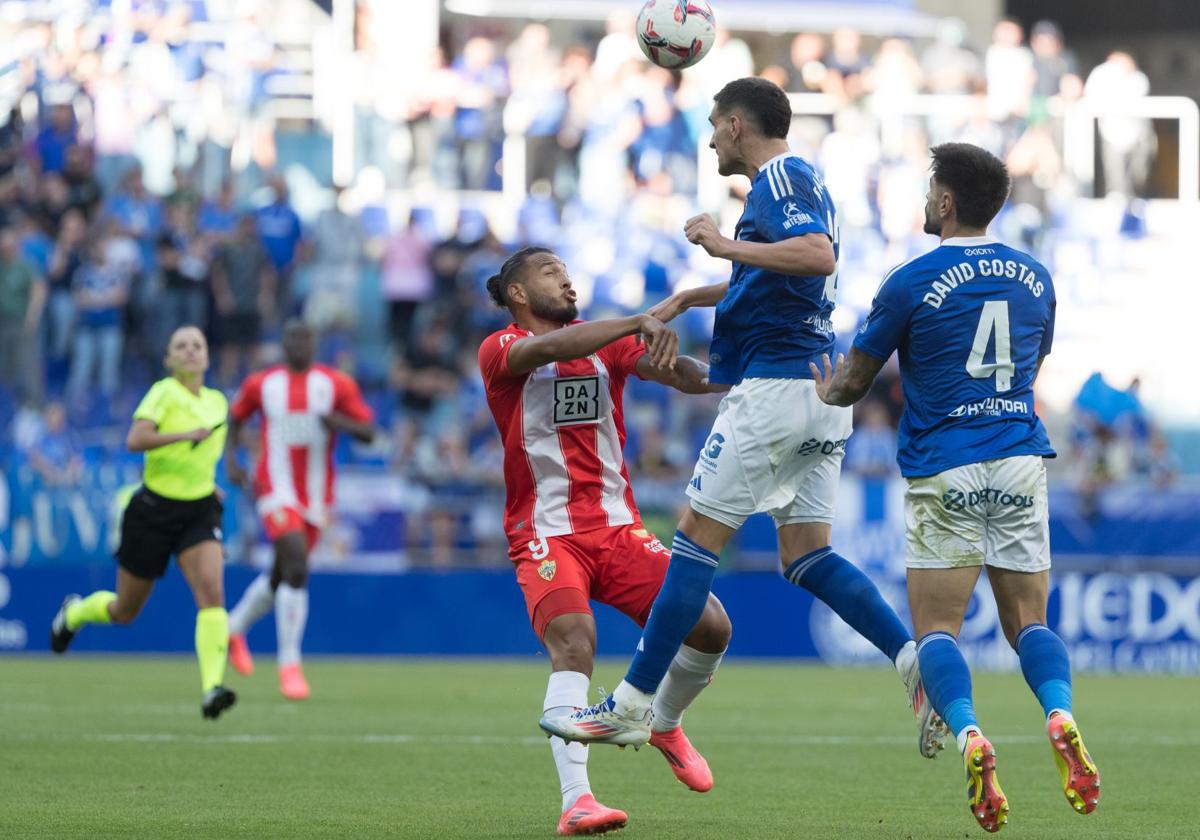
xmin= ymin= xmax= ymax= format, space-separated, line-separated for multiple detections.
xmin=684 ymin=214 xmax=731 ymax=259
xmin=636 ymin=314 xmax=679 ymax=370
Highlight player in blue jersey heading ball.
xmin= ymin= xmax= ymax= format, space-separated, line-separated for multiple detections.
xmin=541 ymin=76 xmax=947 ymax=760
xmin=809 ymin=142 xmax=1100 ymax=833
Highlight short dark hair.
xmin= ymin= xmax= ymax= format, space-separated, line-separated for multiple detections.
xmin=713 ymin=77 xmax=791 ymax=140
xmin=486 ymin=246 xmax=554 ymax=309
xmin=929 ymin=143 xmax=1011 ymax=229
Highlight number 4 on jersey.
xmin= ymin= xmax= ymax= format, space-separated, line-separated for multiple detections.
xmin=966 ymin=300 xmax=1013 ymax=392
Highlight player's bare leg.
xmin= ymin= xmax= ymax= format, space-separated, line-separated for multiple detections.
xmin=51 ymin=567 xmax=155 ymax=653
xmin=648 ymin=595 xmax=729 ymax=792
xmin=988 ymin=566 xmax=1099 ymax=816
xmin=541 ymin=613 xmax=627 ymax=836
xmin=777 ymin=520 xmax=947 ymax=757
xmin=911 ymin=567 xmax=1008 ymax=832
xmin=542 ymin=510 xmax=734 ymax=747
xmin=273 ymin=531 xmax=311 ymax=700
xmin=179 ymin=541 xmax=237 ymax=720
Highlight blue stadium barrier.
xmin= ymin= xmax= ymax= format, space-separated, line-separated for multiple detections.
xmin=1 ymin=565 xmax=1197 ymax=673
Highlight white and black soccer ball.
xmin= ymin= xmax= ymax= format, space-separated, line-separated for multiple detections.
xmin=635 ymin=0 xmax=717 ymax=70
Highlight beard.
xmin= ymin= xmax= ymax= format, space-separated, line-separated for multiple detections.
xmin=528 ymin=290 xmax=577 ymax=324
xmin=922 ymin=206 xmax=942 ymax=236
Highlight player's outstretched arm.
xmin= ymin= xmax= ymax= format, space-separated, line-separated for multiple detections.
xmin=684 ymin=213 xmax=835 ymax=276
xmin=223 ymin=417 xmax=250 ymax=487
xmin=506 ymin=314 xmax=677 ymax=375
xmin=635 ymin=354 xmax=729 ymax=395
xmin=126 ymin=419 xmax=212 ymax=452
xmin=810 ymin=348 xmax=886 ymax=407
xmin=646 ymin=282 xmax=729 ymax=324
xmin=321 ymin=412 xmax=377 ymax=443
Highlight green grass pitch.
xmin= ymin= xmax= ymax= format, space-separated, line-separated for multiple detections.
xmin=1 ymin=656 xmax=1192 ymax=839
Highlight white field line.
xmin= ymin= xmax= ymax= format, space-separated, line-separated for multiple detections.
xmin=1 ymin=732 xmax=1198 ymax=747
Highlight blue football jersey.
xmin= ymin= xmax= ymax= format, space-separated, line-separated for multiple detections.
xmin=708 ymin=153 xmax=839 ymax=385
xmin=853 ymin=236 xmax=1056 ymax=478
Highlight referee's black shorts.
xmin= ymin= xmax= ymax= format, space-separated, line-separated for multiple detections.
xmin=115 ymin=487 xmax=224 ymax=580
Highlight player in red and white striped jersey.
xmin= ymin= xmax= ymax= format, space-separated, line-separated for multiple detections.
xmin=224 ymin=321 xmax=376 ymax=700
xmin=479 ymin=247 xmax=732 ymax=836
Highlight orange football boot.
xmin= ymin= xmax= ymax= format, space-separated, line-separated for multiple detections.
xmin=649 ymin=726 xmax=713 ymax=792
xmin=228 ymin=633 xmax=254 ymax=676
xmin=556 ymin=794 xmax=627 ymax=836
xmin=963 ymin=731 xmax=1009 ymax=833
xmin=278 ymin=663 xmax=310 ymax=700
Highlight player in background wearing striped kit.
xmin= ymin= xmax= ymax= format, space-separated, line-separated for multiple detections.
xmin=224 ymin=320 xmax=377 ymax=700
xmin=479 ymin=247 xmax=731 ymax=836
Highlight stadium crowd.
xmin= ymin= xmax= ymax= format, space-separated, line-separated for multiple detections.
xmin=0 ymin=2 xmax=1175 ymax=565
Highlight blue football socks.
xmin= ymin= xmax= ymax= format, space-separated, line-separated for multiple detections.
xmin=917 ymin=631 xmax=979 ymax=737
xmin=1015 ymin=623 xmax=1073 ymax=718
xmin=784 ymin=547 xmax=912 ymax=662
xmin=624 ymin=531 xmax=719 ymax=694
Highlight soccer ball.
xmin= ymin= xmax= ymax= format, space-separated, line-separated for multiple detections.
xmin=635 ymin=0 xmax=716 ymax=70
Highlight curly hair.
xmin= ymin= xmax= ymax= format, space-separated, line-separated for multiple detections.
xmin=485 ymin=246 xmax=554 ymax=309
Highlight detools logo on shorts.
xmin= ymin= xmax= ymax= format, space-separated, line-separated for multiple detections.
xmin=797 ymin=437 xmax=847 ymax=456
xmin=942 ymin=488 xmax=1036 ymax=511
xmin=703 ymin=433 xmax=725 ymax=459
xmin=537 ymin=559 xmax=556 ymax=581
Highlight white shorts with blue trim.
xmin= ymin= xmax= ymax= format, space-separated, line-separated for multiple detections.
xmin=904 ymin=455 xmax=1051 ymax=572
xmin=685 ymin=378 xmax=853 ymax=530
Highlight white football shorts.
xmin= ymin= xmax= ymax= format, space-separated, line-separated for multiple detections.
xmin=685 ymin=377 xmax=853 ymax=530
xmin=904 ymin=454 xmax=1050 ymax=572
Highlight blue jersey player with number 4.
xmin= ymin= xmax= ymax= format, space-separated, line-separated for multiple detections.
xmin=809 ymin=143 xmax=1100 ymax=834
xmin=542 ymin=77 xmax=947 ymax=762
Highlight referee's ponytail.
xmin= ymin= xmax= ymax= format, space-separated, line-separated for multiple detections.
xmin=487 ymin=246 xmax=553 ymax=309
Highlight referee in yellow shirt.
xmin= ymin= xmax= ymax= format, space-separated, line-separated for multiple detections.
xmin=50 ymin=326 xmax=237 ymax=720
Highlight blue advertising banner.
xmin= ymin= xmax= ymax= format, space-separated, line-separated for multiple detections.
xmin=1 ymin=565 xmax=1197 ymax=672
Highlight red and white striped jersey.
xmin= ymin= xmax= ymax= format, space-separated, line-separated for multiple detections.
xmin=479 ymin=322 xmax=647 ymax=542
xmin=231 ymin=364 xmax=373 ymax=526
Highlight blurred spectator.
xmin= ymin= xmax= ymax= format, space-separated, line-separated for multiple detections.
xmin=45 ymin=210 xmax=88 ymax=368
xmin=985 ymin=18 xmax=1034 ymax=136
xmin=255 ymin=174 xmax=304 ymax=315
xmin=869 ymin=39 xmax=924 ymax=102
xmin=593 ymin=8 xmax=641 ymax=83
xmin=20 ymin=401 xmax=83 ymax=487
xmin=1030 ymin=21 xmax=1081 ymax=104
xmin=33 ymin=173 xmax=74 ymax=236
xmin=452 ymin=38 xmax=509 ymax=190
xmin=66 ymin=231 xmax=129 ymax=406
xmin=104 ymin=166 xmax=164 ymax=274
xmin=391 ymin=317 xmax=463 ymax=432
xmin=304 ymin=185 xmax=368 ymax=337
xmin=197 ymin=178 xmax=240 ymax=243
xmin=1085 ymin=51 xmax=1156 ymax=198
xmin=921 ymin=19 xmax=981 ymax=95
xmin=0 ymin=227 xmax=46 ymax=405
xmin=33 ymin=104 xmax=78 ymax=175
xmin=166 ymin=166 xmax=201 ymax=212
xmin=381 ymin=213 xmax=435 ymax=352
xmin=1070 ymin=372 xmax=1176 ymax=513
xmin=783 ymin=33 xmax=829 ymax=94
xmin=157 ymin=204 xmax=210 ymax=339
xmin=844 ymin=401 xmax=898 ymax=478
xmin=211 ymin=212 xmax=275 ymax=386
xmin=826 ymin=28 xmax=870 ymax=101
xmin=62 ymin=146 xmax=103 ymax=220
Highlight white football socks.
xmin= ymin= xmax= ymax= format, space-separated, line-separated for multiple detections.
xmin=227 ymin=572 xmax=275 ymax=636
xmin=651 ymin=645 xmax=725 ymax=733
xmin=612 ymin=680 xmax=655 ymax=716
xmin=894 ymin=639 xmax=918 ymax=682
xmin=544 ymin=670 xmax=591 ymax=811
xmin=275 ymin=584 xmax=308 ymax=667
